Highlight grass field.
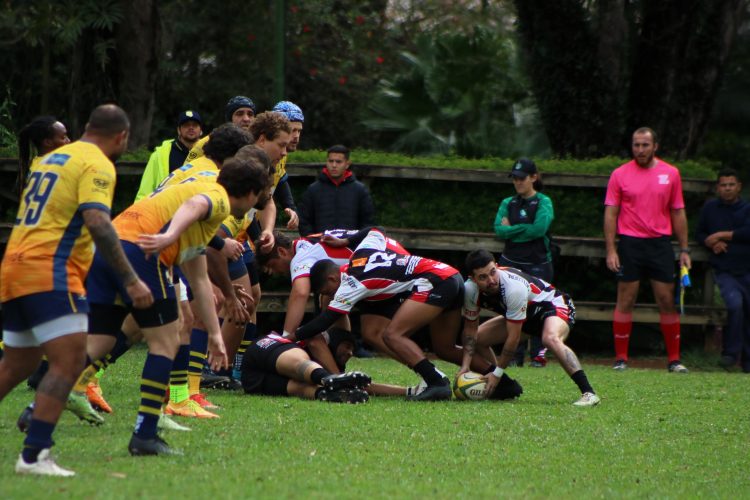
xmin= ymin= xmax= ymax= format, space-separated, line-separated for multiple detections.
xmin=1 ymin=346 xmax=749 ymax=499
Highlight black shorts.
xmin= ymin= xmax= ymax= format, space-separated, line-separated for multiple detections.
xmin=358 ymin=292 xmax=410 ymax=319
xmin=88 ymin=299 xmax=178 ymax=335
xmin=410 ymin=273 xmax=464 ymax=310
xmin=521 ymin=295 xmax=576 ymax=337
xmin=616 ymin=235 xmax=675 ymax=283
xmin=240 ymin=338 xmax=298 ymax=395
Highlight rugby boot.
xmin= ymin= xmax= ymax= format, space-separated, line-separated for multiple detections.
xmin=316 ymin=388 xmax=369 ymax=404
xmin=407 ymin=378 xmax=451 ymax=401
xmin=322 ymin=371 xmax=372 ymax=391
xmin=17 ymin=404 xmax=33 ymax=433
xmin=15 ymin=449 xmax=75 ymax=477
xmin=66 ymin=391 xmax=105 ymax=425
xmin=190 ymin=392 xmax=220 ymax=409
xmin=128 ymin=434 xmax=182 ymax=456
xmin=165 ymin=399 xmax=219 ymax=418
xmin=86 ymin=381 xmax=113 ymax=413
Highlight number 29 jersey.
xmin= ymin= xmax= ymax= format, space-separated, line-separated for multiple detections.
xmin=327 ymin=230 xmax=458 ymax=314
xmin=1 ymin=141 xmax=117 ymax=301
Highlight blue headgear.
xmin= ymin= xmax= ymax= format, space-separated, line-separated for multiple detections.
xmin=272 ymin=101 xmax=304 ymax=123
xmin=225 ymin=96 xmax=257 ymax=122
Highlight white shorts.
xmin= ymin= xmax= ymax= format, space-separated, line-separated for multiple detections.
xmin=3 ymin=313 xmax=88 ymax=348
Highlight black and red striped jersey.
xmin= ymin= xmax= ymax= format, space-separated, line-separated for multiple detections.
xmin=328 ymin=229 xmax=458 ymax=314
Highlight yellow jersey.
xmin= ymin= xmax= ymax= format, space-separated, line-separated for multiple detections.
xmin=157 ymin=156 xmax=218 ymax=190
xmin=114 ymin=182 xmax=230 ymax=266
xmin=1 ymin=141 xmax=116 ymax=300
xmin=185 ymin=135 xmax=209 ymax=163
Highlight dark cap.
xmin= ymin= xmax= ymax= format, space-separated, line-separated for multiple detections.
xmin=508 ymin=158 xmax=537 ymax=178
xmin=177 ymin=110 xmax=203 ymax=127
xmin=225 ymin=96 xmax=257 ymax=121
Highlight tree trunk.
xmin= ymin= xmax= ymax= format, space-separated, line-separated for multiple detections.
xmin=513 ymin=0 xmax=623 ymax=157
xmin=627 ymin=0 xmax=746 ymax=158
xmin=114 ymin=0 xmax=161 ymax=149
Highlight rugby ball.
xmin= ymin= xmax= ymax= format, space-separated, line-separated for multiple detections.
xmin=452 ymin=372 xmax=487 ymax=401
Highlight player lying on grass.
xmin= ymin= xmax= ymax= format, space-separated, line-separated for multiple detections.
xmin=293 ymin=228 xmax=523 ymax=401
xmin=241 ymin=329 xmax=373 ymax=402
xmin=460 ymin=249 xmax=600 ymax=407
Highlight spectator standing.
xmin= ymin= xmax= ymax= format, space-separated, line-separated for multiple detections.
xmin=298 ymin=145 xmax=375 ymax=237
xmin=604 ymin=127 xmax=690 ymax=373
xmin=494 ymin=158 xmax=553 ymax=367
xmin=695 ymin=168 xmax=750 ymax=372
xmin=135 ymin=110 xmax=203 ymax=201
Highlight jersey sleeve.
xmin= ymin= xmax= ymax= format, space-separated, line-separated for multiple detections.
xmin=354 ymin=229 xmax=387 ymax=252
xmin=327 ymin=272 xmax=370 ymax=314
xmin=78 ymin=161 xmax=116 ymax=212
xmin=604 ymin=168 xmax=622 ymax=207
xmin=462 ymin=279 xmax=481 ymax=321
xmin=503 ymin=277 xmax=531 ymax=323
xmin=669 ymin=168 xmax=685 ymax=210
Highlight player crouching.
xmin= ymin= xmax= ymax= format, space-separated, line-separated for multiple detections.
xmin=460 ymin=250 xmax=600 ymax=407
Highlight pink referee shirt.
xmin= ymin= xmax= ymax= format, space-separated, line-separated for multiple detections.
xmin=604 ymin=158 xmax=685 ymax=238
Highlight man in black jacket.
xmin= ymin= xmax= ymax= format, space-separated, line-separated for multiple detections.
xmin=298 ymin=145 xmax=375 ymax=237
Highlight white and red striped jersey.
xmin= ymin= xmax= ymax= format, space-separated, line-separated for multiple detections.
xmin=463 ymin=266 xmax=569 ymax=323
xmin=328 ymin=230 xmax=458 ymax=314
xmin=290 ymin=229 xmax=408 ymax=283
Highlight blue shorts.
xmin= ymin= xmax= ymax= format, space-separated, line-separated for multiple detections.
xmin=242 ymin=243 xmax=259 ymax=285
xmin=228 ymin=257 xmax=249 ymax=281
xmin=2 ymin=290 xmax=88 ymax=331
xmin=87 ymin=241 xmax=175 ymax=305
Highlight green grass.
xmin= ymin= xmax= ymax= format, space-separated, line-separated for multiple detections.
xmin=1 ymin=348 xmax=749 ymax=499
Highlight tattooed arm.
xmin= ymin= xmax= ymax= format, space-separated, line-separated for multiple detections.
xmin=82 ymin=208 xmax=153 ymax=309
xmin=459 ymin=319 xmax=479 ymax=376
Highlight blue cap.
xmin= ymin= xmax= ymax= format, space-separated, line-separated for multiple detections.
xmin=272 ymin=101 xmax=304 ymax=123
xmin=225 ymin=96 xmax=256 ymax=121
xmin=177 ymin=110 xmax=202 ymax=127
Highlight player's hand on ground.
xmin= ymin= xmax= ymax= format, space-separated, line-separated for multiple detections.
xmin=127 ymin=279 xmax=154 ymax=309
xmin=221 ymin=238 xmax=244 ymax=261
xmin=207 ymin=333 xmax=229 ymax=371
xmin=606 ymin=250 xmax=621 ymax=273
xmin=136 ymin=233 xmax=176 ymax=257
xmin=319 ymin=234 xmax=348 ymax=248
xmin=259 ymin=230 xmax=275 ymax=253
xmin=482 ymin=372 xmax=500 ymax=397
xmin=284 ymin=208 xmax=299 ymax=230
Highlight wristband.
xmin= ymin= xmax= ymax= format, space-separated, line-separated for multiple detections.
xmin=208 ymin=235 xmax=226 ymax=251
xmin=487 ymin=364 xmax=497 ymax=374
xmin=492 ymin=366 xmax=504 ymax=378
xmin=680 ymin=248 xmax=690 ymax=254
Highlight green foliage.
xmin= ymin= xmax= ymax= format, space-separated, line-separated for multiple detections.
xmin=0 ymin=87 xmax=17 ymax=151
xmin=290 ymin=149 xmax=718 ymax=178
xmin=362 ymin=26 xmax=548 ymax=158
xmin=1 ymin=351 xmax=748 ymax=498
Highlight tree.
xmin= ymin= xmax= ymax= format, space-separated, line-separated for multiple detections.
xmin=513 ymin=0 xmax=749 ymax=158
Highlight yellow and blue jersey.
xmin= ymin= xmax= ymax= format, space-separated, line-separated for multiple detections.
xmin=1 ymin=141 xmax=116 ymax=300
xmin=156 ymin=155 xmax=218 ymax=191
xmin=114 ymin=182 xmax=230 ymax=266
xmin=185 ymin=135 xmax=209 ymax=163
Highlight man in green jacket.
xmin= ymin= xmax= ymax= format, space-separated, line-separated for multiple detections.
xmin=135 ymin=110 xmax=203 ymax=201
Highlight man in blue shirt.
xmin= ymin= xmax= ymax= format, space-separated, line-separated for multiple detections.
xmin=695 ymin=168 xmax=750 ymax=372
